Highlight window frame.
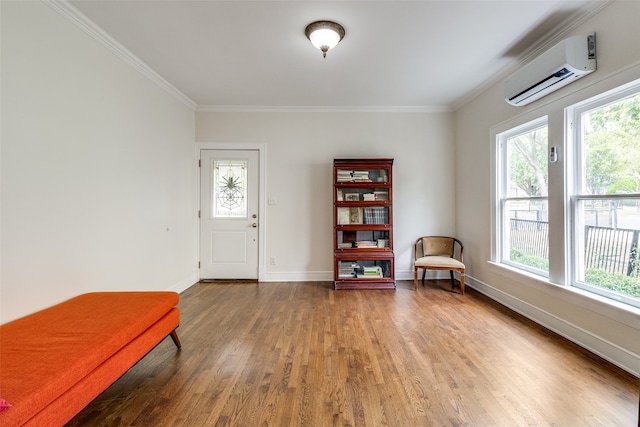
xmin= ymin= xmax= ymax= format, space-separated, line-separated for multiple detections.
xmin=567 ymin=82 xmax=640 ymax=308
xmin=495 ymin=116 xmax=550 ymax=277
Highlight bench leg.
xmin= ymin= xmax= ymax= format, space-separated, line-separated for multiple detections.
xmin=170 ymin=329 xmax=182 ymax=349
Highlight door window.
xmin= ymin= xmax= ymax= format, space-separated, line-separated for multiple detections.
xmin=213 ymin=160 xmax=247 ymax=218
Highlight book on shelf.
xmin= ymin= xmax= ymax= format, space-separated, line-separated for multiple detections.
xmin=352 ymin=170 xmax=372 ymax=182
xmin=338 ymin=242 xmax=353 ymax=249
xmin=373 ymin=190 xmax=388 ymax=201
xmin=362 ymin=193 xmax=375 ymax=201
xmin=362 ymin=207 xmax=388 ymax=224
xmin=356 ymin=266 xmax=383 ymax=278
xmin=338 ymin=262 xmax=360 ymax=268
xmin=337 ymin=170 xmax=353 ymax=182
xmin=354 ymin=240 xmax=377 ymax=248
xmin=338 ymin=206 xmax=364 ymax=225
xmin=337 ymin=207 xmax=350 ymax=225
xmin=339 ymin=266 xmax=356 ymax=277
xmin=348 ymin=207 xmax=363 ymax=224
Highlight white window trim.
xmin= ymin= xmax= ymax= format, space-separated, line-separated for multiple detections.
xmin=492 ymin=116 xmax=549 ymax=277
xmin=566 ymin=80 xmax=640 ymax=308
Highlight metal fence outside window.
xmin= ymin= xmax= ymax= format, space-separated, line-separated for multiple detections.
xmin=509 ymin=219 xmax=640 ymax=277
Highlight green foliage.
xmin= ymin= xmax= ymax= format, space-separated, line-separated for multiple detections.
xmin=585 ymin=93 xmax=640 ymax=195
xmin=606 ymin=177 xmax=637 ymax=194
xmin=584 ymin=268 xmax=640 ymax=298
xmin=509 ymin=126 xmax=548 ymax=197
xmin=509 ymin=249 xmax=549 ymax=271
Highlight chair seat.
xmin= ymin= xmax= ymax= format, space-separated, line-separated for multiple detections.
xmin=415 ymin=256 xmax=464 ymax=269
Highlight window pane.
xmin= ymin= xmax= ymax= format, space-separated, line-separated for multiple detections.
xmin=213 ymin=160 xmax=247 ymax=218
xmin=506 ymin=126 xmax=548 ymax=197
xmin=499 ymin=120 xmax=549 ymax=275
xmin=504 ymin=199 xmax=549 ymax=273
xmin=582 ymin=93 xmax=640 ymax=195
xmin=575 ymin=198 xmax=640 ymax=303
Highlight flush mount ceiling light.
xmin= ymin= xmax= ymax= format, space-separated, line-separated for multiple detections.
xmin=304 ymin=20 xmax=345 ymax=58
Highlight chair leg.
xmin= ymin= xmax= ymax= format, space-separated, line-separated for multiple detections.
xmin=449 ymin=270 xmax=455 ymax=290
xmin=414 ymin=268 xmax=418 ymax=290
xmin=460 ymin=270 xmax=465 ymax=294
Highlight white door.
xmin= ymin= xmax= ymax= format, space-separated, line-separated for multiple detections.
xmin=200 ymin=149 xmax=259 ymax=279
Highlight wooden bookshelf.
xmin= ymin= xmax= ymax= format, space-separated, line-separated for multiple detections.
xmin=333 ymin=158 xmax=395 ymax=289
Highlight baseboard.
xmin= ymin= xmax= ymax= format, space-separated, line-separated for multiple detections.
xmin=262 ymin=271 xmax=333 ymax=282
xmin=170 ymin=272 xmax=199 ymax=294
xmin=466 ymin=275 xmax=639 ymax=377
xmin=262 ymin=270 xmax=452 ymax=282
xmin=261 ymin=269 xmax=453 ymax=283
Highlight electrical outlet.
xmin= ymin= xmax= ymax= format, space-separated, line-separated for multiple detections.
xmin=270 ymin=257 xmax=276 ymax=265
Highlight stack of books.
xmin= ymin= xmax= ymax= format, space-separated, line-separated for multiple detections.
xmin=362 ymin=193 xmax=376 ymax=201
xmin=373 ymin=190 xmax=388 ymax=201
xmin=337 ymin=170 xmax=353 ymax=182
xmin=357 ymin=266 xmax=383 ymax=278
xmin=338 ymin=262 xmax=359 ymax=278
xmin=352 ymin=170 xmax=371 ymax=182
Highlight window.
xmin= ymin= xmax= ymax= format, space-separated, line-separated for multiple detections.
xmin=497 ymin=117 xmax=549 ymax=276
xmin=212 ymin=160 xmax=247 ymax=218
xmin=569 ymin=86 xmax=640 ymax=307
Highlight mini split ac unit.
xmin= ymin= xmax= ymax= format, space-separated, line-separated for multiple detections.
xmin=504 ymin=33 xmax=596 ymax=106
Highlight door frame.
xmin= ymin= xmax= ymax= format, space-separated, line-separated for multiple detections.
xmin=195 ymin=142 xmax=267 ymax=281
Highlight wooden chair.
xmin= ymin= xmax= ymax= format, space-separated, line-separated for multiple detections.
xmin=414 ymin=236 xmax=465 ymax=293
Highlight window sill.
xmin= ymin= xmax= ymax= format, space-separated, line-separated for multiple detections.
xmin=486 ymin=261 xmax=640 ymax=328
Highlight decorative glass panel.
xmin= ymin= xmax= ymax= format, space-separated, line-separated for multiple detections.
xmin=212 ymin=160 xmax=247 ymax=218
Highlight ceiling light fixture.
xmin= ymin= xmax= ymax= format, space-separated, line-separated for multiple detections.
xmin=304 ymin=20 xmax=345 ymax=58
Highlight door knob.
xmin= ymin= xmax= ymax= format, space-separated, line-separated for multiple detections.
xmin=252 ymin=223 xmax=257 ymax=228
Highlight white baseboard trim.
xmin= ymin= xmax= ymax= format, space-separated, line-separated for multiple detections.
xmin=262 ymin=271 xmax=333 ymax=282
xmin=396 ymin=269 xmax=454 ymax=281
xmin=261 ymin=270 xmax=454 ymax=283
xmin=170 ymin=272 xmax=199 ymax=294
xmin=466 ymin=275 xmax=639 ymax=377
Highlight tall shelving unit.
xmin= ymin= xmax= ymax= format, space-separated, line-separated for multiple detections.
xmin=333 ymin=158 xmax=395 ymax=289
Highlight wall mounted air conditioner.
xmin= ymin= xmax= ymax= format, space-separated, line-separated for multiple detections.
xmin=504 ymin=33 xmax=596 ymax=106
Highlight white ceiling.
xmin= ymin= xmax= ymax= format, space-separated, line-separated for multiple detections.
xmin=67 ymin=0 xmax=605 ymax=111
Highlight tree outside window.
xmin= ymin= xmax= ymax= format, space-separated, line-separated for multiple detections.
xmin=574 ymin=92 xmax=640 ymax=305
xmin=499 ymin=119 xmax=549 ymax=275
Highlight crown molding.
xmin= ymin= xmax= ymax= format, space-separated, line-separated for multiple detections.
xmin=196 ymin=105 xmax=452 ymax=113
xmin=45 ymin=0 xmax=197 ymax=111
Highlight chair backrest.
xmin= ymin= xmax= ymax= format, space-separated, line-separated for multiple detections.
xmin=416 ymin=236 xmax=463 ymax=260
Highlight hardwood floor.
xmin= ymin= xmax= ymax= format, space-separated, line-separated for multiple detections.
xmin=67 ymin=280 xmax=639 ymax=426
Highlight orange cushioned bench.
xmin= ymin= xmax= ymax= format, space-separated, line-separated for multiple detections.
xmin=0 ymin=291 xmax=181 ymax=426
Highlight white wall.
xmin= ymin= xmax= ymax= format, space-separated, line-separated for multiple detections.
xmin=196 ymin=112 xmax=455 ymax=281
xmin=1 ymin=1 xmax=198 ymax=322
xmin=455 ymin=1 xmax=640 ymax=375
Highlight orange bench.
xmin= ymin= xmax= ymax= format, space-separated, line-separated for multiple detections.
xmin=0 ymin=291 xmax=181 ymax=426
